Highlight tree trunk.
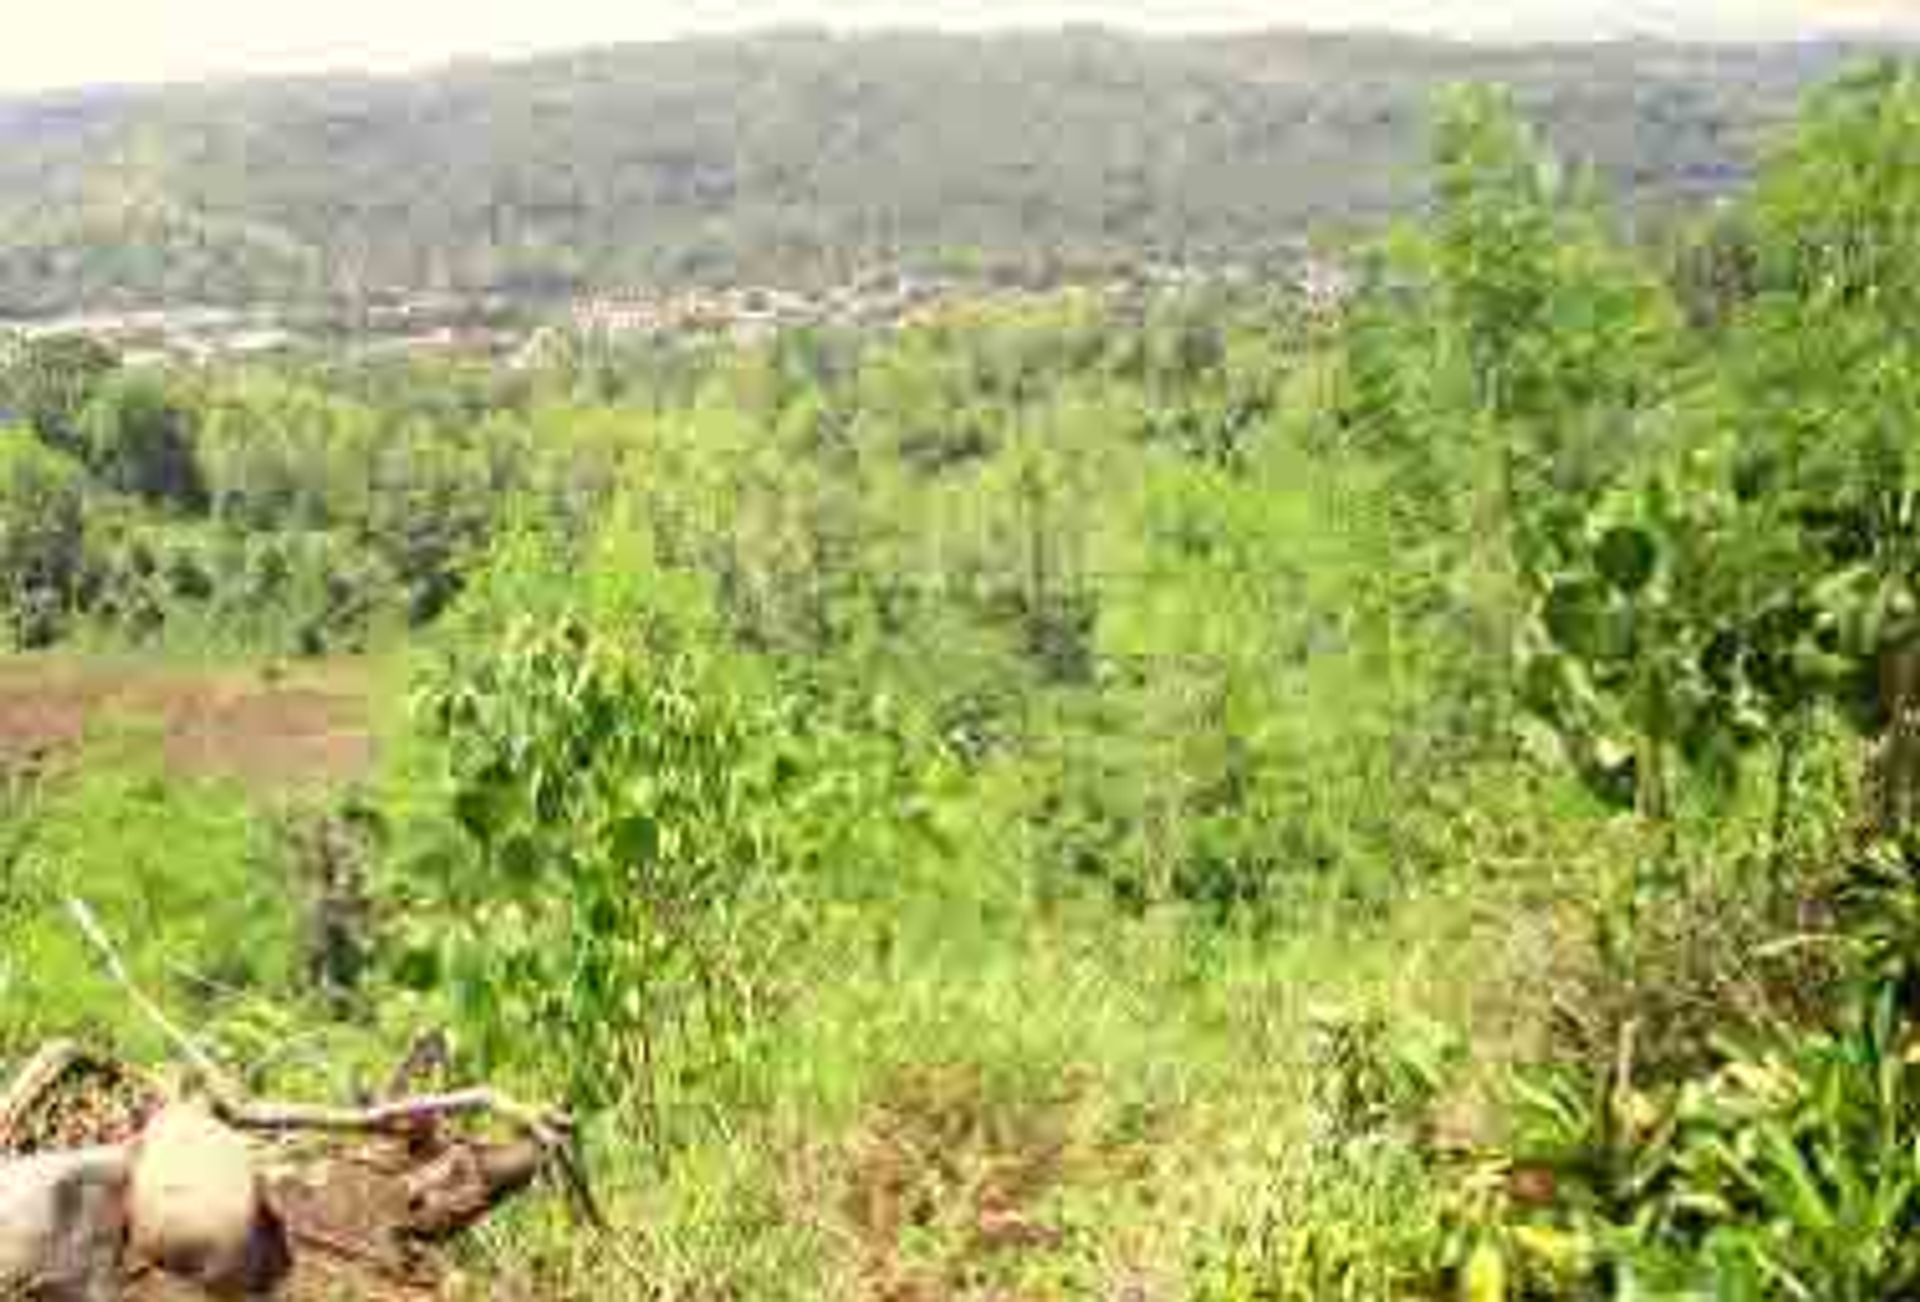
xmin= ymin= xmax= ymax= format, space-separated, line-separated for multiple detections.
xmin=1868 ymin=641 xmax=1920 ymax=845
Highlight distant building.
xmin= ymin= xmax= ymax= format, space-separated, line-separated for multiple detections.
xmin=1297 ymin=259 xmax=1355 ymax=318
xmin=224 ymin=329 xmax=298 ymax=356
xmin=511 ymin=326 xmax=575 ymax=372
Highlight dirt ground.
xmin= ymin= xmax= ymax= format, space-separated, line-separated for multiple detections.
xmin=0 ymin=657 xmax=377 ymax=791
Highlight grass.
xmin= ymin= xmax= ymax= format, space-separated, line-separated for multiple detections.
xmin=0 ymin=745 xmax=295 ymax=1061
xmin=0 ymin=650 xmax=397 ymax=1068
xmin=487 ymin=766 xmax=1631 ymax=1300
xmin=0 ymin=653 xmax=1642 ymax=1301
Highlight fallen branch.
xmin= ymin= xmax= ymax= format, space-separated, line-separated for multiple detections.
xmin=217 ymin=1087 xmax=573 ymax=1147
xmin=65 ymin=898 xmax=573 ymax=1145
xmin=46 ymin=895 xmax=644 ymax=1289
xmin=220 ymin=1090 xmax=629 ymax=1264
xmin=1 ymin=1041 xmax=152 ymax=1158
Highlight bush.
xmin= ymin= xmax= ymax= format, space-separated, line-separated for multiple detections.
xmin=0 ymin=431 xmax=85 ymax=648
xmin=393 ymin=605 xmax=865 ymax=1116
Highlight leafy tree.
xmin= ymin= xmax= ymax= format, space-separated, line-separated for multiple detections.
xmin=1407 ymin=88 xmax=1692 ymax=813
xmin=365 ymin=423 xmax=501 ymax=624
xmin=196 ymin=375 xmax=379 ymax=530
xmin=76 ymin=370 xmax=206 ymax=510
xmin=396 ymin=511 xmax=812 ymax=1116
xmin=1 ymin=334 xmax=119 ymax=456
xmin=0 ymin=431 xmax=85 ymax=647
xmin=1753 ymin=60 xmax=1920 ymax=314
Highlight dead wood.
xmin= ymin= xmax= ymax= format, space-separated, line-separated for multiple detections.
xmin=1 ymin=1049 xmax=156 ymax=1160
xmin=2 ymin=1056 xmax=578 ymax=1300
xmin=0 ymin=900 xmax=612 ymax=1299
xmin=217 ymin=1088 xmax=572 ymax=1147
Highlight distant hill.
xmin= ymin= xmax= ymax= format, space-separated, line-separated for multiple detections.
xmin=0 ymin=29 xmax=1899 ymax=314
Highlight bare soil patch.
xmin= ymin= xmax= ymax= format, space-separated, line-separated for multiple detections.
xmin=0 ymin=658 xmax=377 ymax=791
xmin=842 ymin=1067 xmax=1093 ymax=1302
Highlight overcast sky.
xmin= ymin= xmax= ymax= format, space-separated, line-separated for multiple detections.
xmin=2 ymin=0 xmax=1915 ymax=93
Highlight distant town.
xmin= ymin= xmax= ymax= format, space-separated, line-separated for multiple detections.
xmin=0 ymin=258 xmax=1351 ymax=369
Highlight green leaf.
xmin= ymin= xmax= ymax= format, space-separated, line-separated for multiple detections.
xmin=495 ymin=831 xmax=543 ymax=887
xmin=452 ymin=782 xmax=513 ymax=843
xmin=1462 ymin=1241 xmax=1508 ymax=1302
xmin=610 ymin=814 xmax=661 ymax=866
xmin=1595 ymin=525 xmax=1658 ymax=595
xmin=1544 ymin=579 xmax=1633 ymax=663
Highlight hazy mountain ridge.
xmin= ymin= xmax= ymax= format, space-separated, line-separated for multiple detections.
xmin=0 ymin=28 xmax=1902 ymax=313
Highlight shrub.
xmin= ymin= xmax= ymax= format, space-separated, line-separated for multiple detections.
xmin=0 ymin=431 xmax=85 ymax=648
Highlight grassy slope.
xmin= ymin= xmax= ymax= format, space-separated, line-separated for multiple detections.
xmin=0 ymin=647 xmax=1618 ymax=1299
xmin=487 ymin=771 xmax=1633 ymax=1300
xmin=0 ymin=653 xmax=388 ymax=1062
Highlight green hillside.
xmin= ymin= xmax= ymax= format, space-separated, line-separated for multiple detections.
xmin=0 ymin=30 xmax=1895 ymax=312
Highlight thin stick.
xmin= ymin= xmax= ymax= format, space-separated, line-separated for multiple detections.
xmin=64 ymin=897 xmax=243 ymax=1103
xmin=381 ymin=1029 xmax=452 ymax=1102
xmin=63 ymin=904 xmax=572 ymax=1147
xmin=217 ymin=1087 xmax=573 ymax=1148
xmin=546 ymin=1140 xmax=651 ymax=1283
xmin=550 ymin=1140 xmax=613 ymax=1234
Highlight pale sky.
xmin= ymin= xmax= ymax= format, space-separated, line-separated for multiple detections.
xmin=3 ymin=0 xmax=1916 ymax=93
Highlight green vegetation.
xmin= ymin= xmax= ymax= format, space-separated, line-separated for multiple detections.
xmin=0 ymin=31 xmax=1890 ymax=312
xmin=12 ymin=57 xmax=1920 ymax=1300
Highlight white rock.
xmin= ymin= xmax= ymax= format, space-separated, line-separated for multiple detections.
xmin=127 ymin=1106 xmax=261 ymax=1292
xmin=0 ymin=1147 xmax=131 ymax=1300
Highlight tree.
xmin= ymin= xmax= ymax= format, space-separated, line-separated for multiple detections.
xmin=1722 ymin=63 xmax=1920 ymax=838
xmin=0 ymin=431 xmax=85 ymax=647
xmin=403 ymin=592 xmax=808 ymax=1121
xmin=1416 ymin=88 xmax=1689 ymax=815
xmin=1753 ymin=61 xmax=1920 ymax=316
xmin=77 ymin=371 xmax=206 ymax=510
xmin=196 ymin=377 xmax=379 ymax=530
xmin=1 ymin=335 xmax=119 ymax=456
xmin=365 ymin=423 xmax=500 ymax=625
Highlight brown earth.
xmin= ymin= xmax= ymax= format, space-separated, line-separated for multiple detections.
xmin=843 ymin=1067 xmax=1093 ymax=1302
xmin=0 ymin=658 xmax=377 ymax=792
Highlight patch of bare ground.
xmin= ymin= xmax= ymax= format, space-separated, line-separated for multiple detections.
xmin=841 ymin=1066 xmax=1154 ymax=1302
xmin=0 ymin=657 xmax=376 ymax=791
